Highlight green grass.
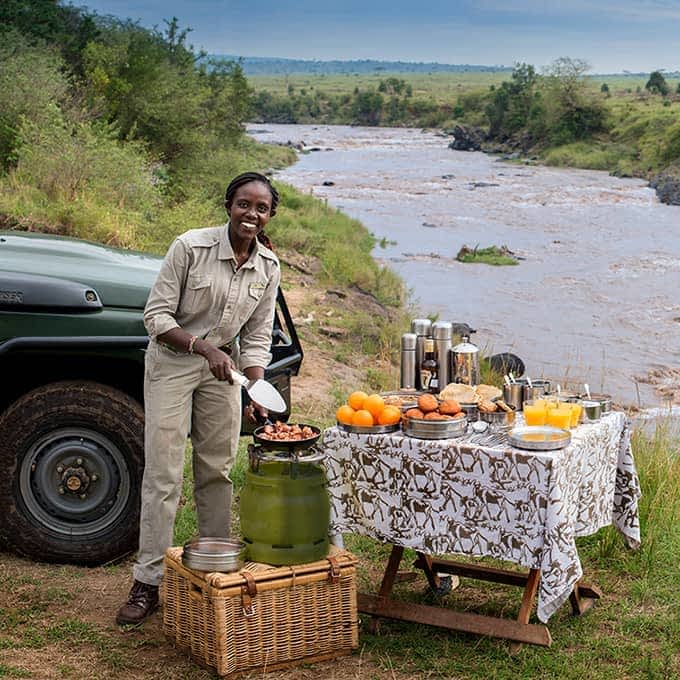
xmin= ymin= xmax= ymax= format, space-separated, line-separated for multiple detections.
xmin=456 ymin=244 xmax=520 ymax=266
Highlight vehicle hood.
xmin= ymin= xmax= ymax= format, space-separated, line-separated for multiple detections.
xmin=0 ymin=231 xmax=162 ymax=309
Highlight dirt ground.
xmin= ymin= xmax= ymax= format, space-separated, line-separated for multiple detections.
xmin=0 ymin=265 xmax=413 ymax=679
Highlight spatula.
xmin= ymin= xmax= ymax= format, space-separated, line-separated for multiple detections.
xmin=230 ymin=369 xmax=287 ymax=413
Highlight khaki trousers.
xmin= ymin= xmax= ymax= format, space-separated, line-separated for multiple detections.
xmin=133 ymin=342 xmax=241 ymax=585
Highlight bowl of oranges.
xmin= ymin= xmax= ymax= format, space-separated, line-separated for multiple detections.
xmin=335 ymin=391 xmax=402 ymax=434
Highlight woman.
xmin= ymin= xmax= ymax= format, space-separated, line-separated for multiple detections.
xmin=116 ymin=172 xmax=281 ymax=625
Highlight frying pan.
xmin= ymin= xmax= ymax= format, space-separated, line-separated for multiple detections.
xmin=252 ymin=423 xmax=321 ymax=451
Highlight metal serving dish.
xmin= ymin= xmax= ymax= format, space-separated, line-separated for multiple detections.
xmin=379 ymin=390 xmax=422 ymax=410
xmin=508 ymin=425 xmax=571 ymax=451
xmin=459 ymin=402 xmax=479 ymax=419
xmin=403 ymin=415 xmax=467 ymax=440
xmin=337 ymin=422 xmax=400 ymax=435
xmin=479 ymin=407 xmax=516 ymax=430
xmin=253 ymin=423 xmax=321 ymax=451
xmin=582 ymin=393 xmax=612 ymax=413
xmin=182 ymin=537 xmax=246 ymax=573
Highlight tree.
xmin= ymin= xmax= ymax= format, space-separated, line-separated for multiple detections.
xmin=0 ymin=31 xmax=70 ymax=170
xmin=0 ymin=0 xmax=99 ymax=75
xmin=352 ymin=89 xmax=383 ymax=125
xmin=646 ymin=71 xmax=669 ymax=96
xmin=485 ymin=62 xmax=539 ymax=140
xmin=541 ymin=57 xmax=607 ymax=144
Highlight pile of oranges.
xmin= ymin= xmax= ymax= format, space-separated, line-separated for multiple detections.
xmin=336 ymin=391 xmax=401 ymax=427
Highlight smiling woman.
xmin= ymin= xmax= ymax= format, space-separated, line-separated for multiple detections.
xmin=116 ymin=171 xmax=284 ymax=626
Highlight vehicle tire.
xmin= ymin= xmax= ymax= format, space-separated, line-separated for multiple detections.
xmin=0 ymin=381 xmax=144 ymax=566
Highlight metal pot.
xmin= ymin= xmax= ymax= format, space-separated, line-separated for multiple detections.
xmin=449 ymin=335 xmax=480 ymax=386
xmin=584 ymin=393 xmax=612 ymax=413
xmin=182 ymin=537 xmax=245 ymax=572
xmin=479 ymin=407 xmax=516 ymax=430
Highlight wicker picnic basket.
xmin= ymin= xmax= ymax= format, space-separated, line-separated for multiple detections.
xmin=162 ymin=544 xmax=359 ymax=677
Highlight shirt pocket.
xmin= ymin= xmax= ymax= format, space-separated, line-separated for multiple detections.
xmin=183 ymin=273 xmax=213 ymax=312
xmin=248 ymin=280 xmax=267 ymax=302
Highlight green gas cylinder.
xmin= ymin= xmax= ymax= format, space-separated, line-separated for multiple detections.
xmin=239 ymin=460 xmax=330 ymax=565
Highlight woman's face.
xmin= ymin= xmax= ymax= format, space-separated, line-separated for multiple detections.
xmin=227 ymin=181 xmax=273 ymax=242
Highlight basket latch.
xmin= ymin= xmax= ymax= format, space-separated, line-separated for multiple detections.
xmin=327 ymin=556 xmax=341 ymax=584
xmin=240 ymin=572 xmax=257 ymax=617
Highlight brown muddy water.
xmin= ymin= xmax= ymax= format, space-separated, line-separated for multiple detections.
xmin=248 ymin=124 xmax=680 ymax=412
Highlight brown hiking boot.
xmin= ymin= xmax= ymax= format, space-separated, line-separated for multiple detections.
xmin=116 ymin=580 xmax=159 ymax=625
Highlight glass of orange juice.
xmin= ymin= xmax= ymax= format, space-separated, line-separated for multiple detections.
xmin=546 ymin=406 xmax=572 ymax=429
xmin=568 ymin=402 xmax=582 ymax=428
xmin=523 ymin=399 xmax=547 ymax=426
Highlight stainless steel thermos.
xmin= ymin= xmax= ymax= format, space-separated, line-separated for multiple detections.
xmin=400 ymin=332 xmax=417 ymax=389
xmin=432 ymin=321 xmax=453 ymax=389
xmin=410 ymin=318 xmax=432 ymax=390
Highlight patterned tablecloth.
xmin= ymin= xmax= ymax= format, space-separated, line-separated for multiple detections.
xmin=322 ymin=411 xmax=641 ymax=623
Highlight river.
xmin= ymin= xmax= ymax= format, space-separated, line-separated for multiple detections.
xmin=247 ymin=124 xmax=680 ymax=409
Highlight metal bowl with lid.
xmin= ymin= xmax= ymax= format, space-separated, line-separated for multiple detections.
xmin=403 ymin=415 xmax=467 ymax=440
xmin=182 ymin=537 xmax=246 ymax=573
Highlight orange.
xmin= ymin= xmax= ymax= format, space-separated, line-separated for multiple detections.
xmin=348 ymin=390 xmax=368 ymax=411
xmin=336 ymin=404 xmax=356 ymax=425
xmin=351 ymin=409 xmax=374 ymax=427
xmin=363 ymin=393 xmax=385 ymax=417
xmin=377 ymin=405 xmax=401 ymax=426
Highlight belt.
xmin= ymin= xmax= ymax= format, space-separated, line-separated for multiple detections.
xmin=157 ymin=339 xmax=232 ymax=355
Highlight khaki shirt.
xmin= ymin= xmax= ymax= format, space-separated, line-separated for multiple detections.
xmin=144 ymin=225 xmax=280 ymax=370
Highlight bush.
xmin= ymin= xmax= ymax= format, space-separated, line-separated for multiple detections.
xmin=0 ymin=32 xmax=70 ymax=170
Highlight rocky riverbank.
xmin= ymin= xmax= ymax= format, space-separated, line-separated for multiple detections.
xmin=444 ymin=124 xmax=680 ymax=206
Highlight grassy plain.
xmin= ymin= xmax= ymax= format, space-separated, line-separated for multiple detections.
xmin=250 ymin=71 xmax=679 ymax=103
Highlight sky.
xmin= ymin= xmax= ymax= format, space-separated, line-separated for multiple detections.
xmin=78 ymin=1 xmax=680 ymax=74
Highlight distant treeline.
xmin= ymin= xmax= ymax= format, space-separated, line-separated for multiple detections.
xmin=250 ymin=60 xmax=680 ymax=183
xmin=213 ymin=56 xmax=512 ymax=75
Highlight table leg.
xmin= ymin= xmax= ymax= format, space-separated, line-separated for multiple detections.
xmin=359 ymin=549 xmax=552 ymax=646
xmin=570 ymin=581 xmax=602 ymax=616
xmin=508 ymin=568 xmax=541 ymax=654
xmin=368 ymin=545 xmax=404 ymax=634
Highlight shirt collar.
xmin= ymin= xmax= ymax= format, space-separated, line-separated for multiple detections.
xmin=218 ymin=223 xmax=261 ymax=268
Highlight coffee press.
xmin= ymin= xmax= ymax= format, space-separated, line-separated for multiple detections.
xmin=449 ymin=335 xmax=480 ymax=386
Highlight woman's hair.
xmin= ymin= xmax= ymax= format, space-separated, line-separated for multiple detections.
xmin=224 ymin=172 xmax=280 ymax=217
xmin=224 ymin=172 xmax=279 ymax=250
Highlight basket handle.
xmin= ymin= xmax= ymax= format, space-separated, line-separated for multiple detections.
xmin=240 ymin=571 xmax=257 ymax=617
xmin=327 ymin=556 xmax=341 ymax=584
xmin=188 ymin=581 xmax=204 ymax=601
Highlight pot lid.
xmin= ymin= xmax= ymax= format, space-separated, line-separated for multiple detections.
xmin=411 ymin=318 xmax=432 ymax=335
xmin=452 ymin=335 xmax=479 ymax=354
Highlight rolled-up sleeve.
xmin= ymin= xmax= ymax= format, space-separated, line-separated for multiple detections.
xmin=143 ymin=238 xmax=188 ymax=339
xmin=238 ymin=265 xmax=281 ymax=370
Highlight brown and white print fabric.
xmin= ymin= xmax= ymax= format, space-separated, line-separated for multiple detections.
xmin=323 ymin=412 xmax=640 ymax=623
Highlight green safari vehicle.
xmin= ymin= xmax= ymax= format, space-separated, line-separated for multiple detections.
xmin=0 ymin=230 xmax=303 ymax=566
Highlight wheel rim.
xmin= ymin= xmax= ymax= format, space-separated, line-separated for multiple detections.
xmin=19 ymin=427 xmax=132 ymax=537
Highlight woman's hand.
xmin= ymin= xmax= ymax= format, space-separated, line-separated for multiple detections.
xmin=245 ymin=402 xmax=269 ymax=424
xmin=198 ymin=343 xmax=236 ymax=382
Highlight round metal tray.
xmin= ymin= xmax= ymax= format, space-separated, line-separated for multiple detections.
xmin=508 ymin=425 xmax=571 ymax=451
xmin=336 ymin=422 xmax=400 ymax=435
xmin=182 ymin=537 xmax=245 ymax=573
xmin=403 ymin=416 xmax=468 ymax=440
